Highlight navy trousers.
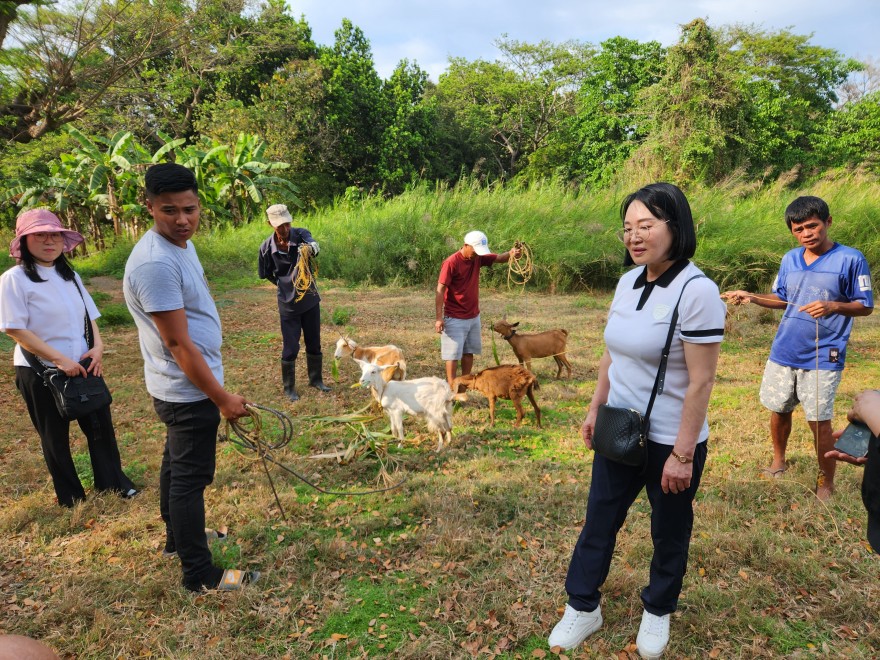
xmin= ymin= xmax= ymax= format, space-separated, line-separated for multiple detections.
xmin=565 ymin=440 xmax=708 ymax=616
xmin=279 ymin=302 xmax=322 ymax=361
xmin=154 ymin=397 xmax=223 ymax=591
xmin=15 ymin=365 xmax=134 ymax=507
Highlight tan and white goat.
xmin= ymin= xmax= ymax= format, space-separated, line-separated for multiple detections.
xmin=453 ymin=364 xmax=541 ymax=428
xmin=354 ymin=358 xmax=454 ymax=451
xmin=492 ymin=318 xmax=572 ymax=379
xmin=334 ymin=337 xmax=407 ymax=381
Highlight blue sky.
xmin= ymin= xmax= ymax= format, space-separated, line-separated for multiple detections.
xmin=288 ymin=0 xmax=879 ymax=81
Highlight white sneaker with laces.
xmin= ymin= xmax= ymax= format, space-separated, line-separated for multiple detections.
xmin=636 ymin=610 xmax=670 ymax=659
xmin=548 ymin=604 xmax=603 ymax=650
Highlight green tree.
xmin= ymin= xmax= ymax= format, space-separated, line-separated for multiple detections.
xmin=319 ymin=18 xmax=387 ymax=188
xmin=566 ymin=36 xmax=664 ymax=184
xmin=723 ymin=25 xmax=860 ymax=175
xmin=435 ymin=37 xmax=592 ymax=180
xmin=0 ymin=0 xmax=174 ymax=143
xmin=378 ymin=59 xmax=437 ymax=193
xmin=638 ymin=19 xmax=749 ymax=184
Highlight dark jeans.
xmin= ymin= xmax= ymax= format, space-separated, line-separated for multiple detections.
xmin=153 ymin=397 xmax=222 ymax=590
xmin=279 ymin=302 xmax=322 ymax=361
xmin=565 ymin=440 xmax=708 ymax=616
xmin=15 ymin=365 xmax=134 ymax=507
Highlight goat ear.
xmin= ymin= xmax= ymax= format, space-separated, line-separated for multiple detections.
xmin=512 ymin=321 xmax=520 ymax=327
xmin=353 ymin=357 xmax=367 ymax=368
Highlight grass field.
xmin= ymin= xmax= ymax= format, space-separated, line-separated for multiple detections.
xmin=1 ymin=277 xmax=879 ymax=659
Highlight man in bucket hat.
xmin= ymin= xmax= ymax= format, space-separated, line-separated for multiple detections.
xmin=258 ymin=203 xmax=330 ymax=402
xmin=435 ymin=230 xmax=521 ymax=389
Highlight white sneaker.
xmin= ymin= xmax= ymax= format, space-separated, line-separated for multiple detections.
xmin=636 ymin=610 xmax=670 ymax=659
xmin=548 ymin=604 xmax=603 ymax=650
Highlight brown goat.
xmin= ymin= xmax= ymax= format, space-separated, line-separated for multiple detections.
xmin=452 ymin=365 xmax=541 ymax=428
xmin=492 ymin=318 xmax=572 ymax=379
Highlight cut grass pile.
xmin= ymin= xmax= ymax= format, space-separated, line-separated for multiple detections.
xmin=0 ymin=281 xmax=878 ymax=658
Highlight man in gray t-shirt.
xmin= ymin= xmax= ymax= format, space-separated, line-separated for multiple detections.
xmin=124 ymin=163 xmax=258 ymax=592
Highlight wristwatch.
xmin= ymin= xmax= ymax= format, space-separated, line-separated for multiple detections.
xmin=670 ymin=450 xmax=693 ymax=464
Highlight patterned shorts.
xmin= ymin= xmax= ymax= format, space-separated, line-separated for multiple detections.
xmin=758 ymin=360 xmax=842 ymax=421
xmin=440 ymin=315 xmax=482 ymax=361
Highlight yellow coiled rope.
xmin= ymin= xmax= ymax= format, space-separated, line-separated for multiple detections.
xmin=292 ymin=243 xmax=317 ymax=302
xmin=507 ymin=240 xmax=534 ymax=288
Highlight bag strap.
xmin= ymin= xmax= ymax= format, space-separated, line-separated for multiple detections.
xmin=21 ymin=274 xmax=93 ymax=375
xmin=642 ymin=273 xmax=706 ymax=422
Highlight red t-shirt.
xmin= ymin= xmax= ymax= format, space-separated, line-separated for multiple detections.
xmin=438 ymin=251 xmax=497 ymax=319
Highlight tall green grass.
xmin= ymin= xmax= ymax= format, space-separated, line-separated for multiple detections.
xmin=5 ymin=171 xmax=879 ymax=293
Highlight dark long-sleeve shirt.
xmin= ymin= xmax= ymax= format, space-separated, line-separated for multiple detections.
xmin=258 ymin=229 xmax=320 ymax=315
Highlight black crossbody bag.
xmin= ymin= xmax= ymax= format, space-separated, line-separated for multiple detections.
xmin=592 ymin=275 xmax=705 ymax=467
xmin=22 ymin=278 xmax=112 ymax=421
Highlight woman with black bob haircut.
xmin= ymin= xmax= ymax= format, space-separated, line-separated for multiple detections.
xmin=0 ymin=208 xmax=137 ymax=508
xmin=548 ymin=183 xmax=725 ymax=658
xmin=621 ymin=182 xmax=697 ymax=267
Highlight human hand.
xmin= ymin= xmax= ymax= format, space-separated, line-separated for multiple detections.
xmin=824 ymin=447 xmax=868 ymax=466
xmin=798 ymin=300 xmax=837 ymax=318
xmin=56 ymin=355 xmax=87 ymax=377
xmin=721 ymin=290 xmax=750 ymax=305
xmin=308 ymin=241 xmax=320 ymax=256
xmin=511 ymin=245 xmax=522 ymax=259
xmin=581 ymin=408 xmax=598 ymax=450
xmin=661 ymin=457 xmax=693 ymax=494
xmin=849 ymin=390 xmax=880 ymax=425
xmin=81 ymin=347 xmax=104 ymax=376
xmin=218 ymin=393 xmax=249 ymax=421
xmin=435 ymin=319 xmax=444 ymax=334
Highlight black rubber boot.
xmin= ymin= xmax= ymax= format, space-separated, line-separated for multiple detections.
xmin=306 ymin=353 xmax=331 ymax=392
xmin=281 ymin=360 xmax=299 ymax=401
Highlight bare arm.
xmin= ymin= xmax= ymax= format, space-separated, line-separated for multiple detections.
xmin=4 ymin=328 xmax=87 ymax=377
xmin=798 ymin=300 xmax=873 ymax=319
xmin=721 ymin=290 xmax=787 ymax=309
xmin=492 ymin=246 xmax=522 ymax=265
xmin=662 ymin=341 xmax=722 ymax=494
xmin=581 ymin=348 xmax=612 ymax=450
xmin=151 ymin=309 xmax=248 ymax=420
xmin=435 ymin=283 xmax=447 ymax=334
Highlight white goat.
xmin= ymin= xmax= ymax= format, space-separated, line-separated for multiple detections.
xmin=334 ymin=337 xmax=407 ymax=381
xmin=354 ymin=358 xmax=454 ymax=451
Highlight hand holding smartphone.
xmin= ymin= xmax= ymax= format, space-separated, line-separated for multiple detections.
xmin=833 ymin=422 xmax=874 ymax=458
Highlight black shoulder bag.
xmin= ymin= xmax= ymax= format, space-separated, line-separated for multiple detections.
xmin=22 ymin=278 xmax=112 ymax=421
xmin=592 ymin=275 xmax=705 ymax=467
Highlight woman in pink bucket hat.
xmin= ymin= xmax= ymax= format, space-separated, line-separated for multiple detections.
xmin=0 ymin=208 xmax=137 ymax=507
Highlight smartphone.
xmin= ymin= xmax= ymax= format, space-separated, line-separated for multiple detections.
xmin=834 ymin=422 xmax=874 ymax=458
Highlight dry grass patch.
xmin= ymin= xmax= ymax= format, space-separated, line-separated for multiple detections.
xmin=0 ymin=282 xmax=878 ymax=658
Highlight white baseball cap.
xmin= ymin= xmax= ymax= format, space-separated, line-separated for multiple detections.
xmin=266 ymin=204 xmax=293 ymax=228
xmin=464 ymin=230 xmax=490 ymax=256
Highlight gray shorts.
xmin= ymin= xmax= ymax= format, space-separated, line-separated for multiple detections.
xmin=441 ymin=315 xmax=482 ymax=361
xmin=758 ymin=360 xmax=842 ymax=421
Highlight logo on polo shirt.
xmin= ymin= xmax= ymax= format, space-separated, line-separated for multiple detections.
xmin=653 ymin=304 xmax=671 ymax=320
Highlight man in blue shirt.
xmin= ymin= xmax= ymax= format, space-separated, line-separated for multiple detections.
xmin=723 ymin=196 xmax=873 ymax=500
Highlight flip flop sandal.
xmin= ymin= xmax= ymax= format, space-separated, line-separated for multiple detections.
xmin=760 ymin=466 xmax=786 ymax=479
xmin=163 ymin=527 xmax=229 ymax=558
xmin=215 ymin=569 xmax=260 ymax=591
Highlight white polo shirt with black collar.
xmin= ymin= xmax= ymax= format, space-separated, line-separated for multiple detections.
xmin=604 ymin=260 xmax=726 ymax=446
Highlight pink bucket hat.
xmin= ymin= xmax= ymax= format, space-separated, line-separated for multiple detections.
xmin=9 ymin=208 xmax=85 ymax=259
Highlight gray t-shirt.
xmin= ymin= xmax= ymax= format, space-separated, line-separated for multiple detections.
xmin=123 ymin=229 xmax=223 ymax=402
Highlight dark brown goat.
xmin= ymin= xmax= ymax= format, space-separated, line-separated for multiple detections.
xmin=492 ymin=318 xmax=572 ymax=379
xmin=452 ymin=364 xmax=541 ymax=428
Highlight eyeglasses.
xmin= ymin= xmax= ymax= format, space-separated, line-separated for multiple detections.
xmin=30 ymin=232 xmax=64 ymax=243
xmin=616 ymin=221 xmax=668 ymax=243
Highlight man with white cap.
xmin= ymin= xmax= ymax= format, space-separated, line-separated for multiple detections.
xmin=258 ymin=203 xmax=330 ymax=401
xmin=435 ymin=230 xmax=521 ymax=388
